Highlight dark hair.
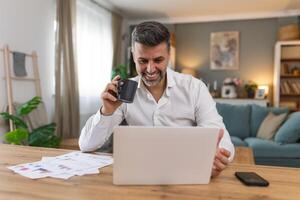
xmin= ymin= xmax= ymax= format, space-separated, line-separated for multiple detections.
xmin=131 ymin=21 xmax=170 ymax=51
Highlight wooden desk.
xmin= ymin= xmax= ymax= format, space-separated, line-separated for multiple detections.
xmin=233 ymin=147 xmax=255 ymax=165
xmin=60 ymin=138 xmax=80 ymax=150
xmin=1 ymin=144 xmax=299 ymax=200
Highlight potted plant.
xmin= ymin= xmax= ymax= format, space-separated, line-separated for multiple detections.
xmin=0 ymin=96 xmax=61 ymax=147
xmin=244 ymin=81 xmax=258 ymax=98
xmin=111 ymin=64 xmax=128 ymax=80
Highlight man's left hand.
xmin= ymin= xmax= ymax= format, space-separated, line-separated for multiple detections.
xmin=211 ymin=129 xmax=231 ymax=178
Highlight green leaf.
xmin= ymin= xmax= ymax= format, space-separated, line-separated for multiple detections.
xmin=17 ymin=96 xmax=42 ymax=116
xmin=0 ymin=112 xmax=28 ymax=129
xmin=4 ymin=128 xmax=29 ymax=145
xmin=28 ymin=123 xmax=60 ymax=148
xmin=111 ymin=64 xmax=128 ymax=80
xmin=38 ymin=135 xmax=61 ymax=148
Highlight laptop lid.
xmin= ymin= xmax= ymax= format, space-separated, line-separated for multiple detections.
xmin=113 ymin=126 xmax=219 ymax=185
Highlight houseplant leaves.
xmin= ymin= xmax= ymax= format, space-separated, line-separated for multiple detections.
xmin=0 ymin=112 xmax=28 ymax=129
xmin=0 ymin=96 xmax=61 ymax=148
xmin=4 ymin=128 xmax=29 ymax=145
xmin=29 ymin=123 xmax=61 ymax=148
xmin=16 ymin=96 xmax=42 ymax=116
xmin=111 ymin=64 xmax=128 ymax=80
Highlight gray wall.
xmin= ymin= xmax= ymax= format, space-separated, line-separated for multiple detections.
xmin=175 ymin=18 xmax=285 ymax=101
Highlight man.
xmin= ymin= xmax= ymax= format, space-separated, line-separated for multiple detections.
xmin=79 ymin=21 xmax=234 ymax=177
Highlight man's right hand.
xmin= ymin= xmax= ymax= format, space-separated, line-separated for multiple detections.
xmin=100 ymin=75 xmax=122 ymax=116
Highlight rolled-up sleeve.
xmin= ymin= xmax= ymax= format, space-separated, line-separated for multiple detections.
xmin=79 ymin=106 xmax=124 ymax=152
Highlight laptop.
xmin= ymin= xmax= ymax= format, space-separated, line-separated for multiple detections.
xmin=113 ymin=126 xmax=219 ymax=185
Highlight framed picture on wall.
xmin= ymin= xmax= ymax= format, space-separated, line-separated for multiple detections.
xmin=210 ymin=31 xmax=239 ymax=70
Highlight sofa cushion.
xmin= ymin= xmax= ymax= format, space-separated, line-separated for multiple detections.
xmin=274 ymin=112 xmax=300 ymax=144
xmin=256 ymin=112 xmax=287 ymax=140
xmin=230 ymin=136 xmax=248 ymax=147
xmin=244 ymin=137 xmax=300 ymax=158
xmin=250 ymin=105 xmax=289 ymax=137
xmin=216 ymin=103 xmax=251 ymax=139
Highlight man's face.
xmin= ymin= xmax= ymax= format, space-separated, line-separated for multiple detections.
xmin=132 ymin=42 xmax=170 ymax=87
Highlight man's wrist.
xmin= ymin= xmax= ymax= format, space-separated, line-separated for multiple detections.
xmin=100 ymin=106 xmax=113 ymax=116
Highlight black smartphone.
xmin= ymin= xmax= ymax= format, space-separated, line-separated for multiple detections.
xmin=235 ymin=172 xmax=269 ymax=187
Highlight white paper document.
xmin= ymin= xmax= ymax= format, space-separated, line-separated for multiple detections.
xmin=7 ymin=151 xmax=113 ymax=180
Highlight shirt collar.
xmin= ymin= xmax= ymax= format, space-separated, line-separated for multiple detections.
xmin=166 ymin=67 xmax=175 ymax=88
xmin=165 ymin=67 xmax=175 ymax=96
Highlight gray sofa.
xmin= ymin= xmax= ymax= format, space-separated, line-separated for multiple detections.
xmin=216 ymin=103 xmax=300 ymax=167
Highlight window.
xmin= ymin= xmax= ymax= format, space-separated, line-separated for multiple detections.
xmin=76 ymin=0 xmax=113 ymax=128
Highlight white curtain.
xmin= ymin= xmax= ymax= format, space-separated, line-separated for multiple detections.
xmin=76 ymin=0 xmax=113 ymax=129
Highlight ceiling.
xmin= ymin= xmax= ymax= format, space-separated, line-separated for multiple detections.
xmin=101 ymin=0 xmax=300 ymax=23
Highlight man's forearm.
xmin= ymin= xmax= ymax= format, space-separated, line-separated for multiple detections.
xmin=79 ymin=111 xmax=116 ymax=152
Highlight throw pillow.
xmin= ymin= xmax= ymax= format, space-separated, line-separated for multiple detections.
xmin=250 ymin=104 xmax=289 ymax=137
xmin=256 ymin=112 xmax=287 ymax=140
xmin=274 ymin=112 xmax=300 ymax=144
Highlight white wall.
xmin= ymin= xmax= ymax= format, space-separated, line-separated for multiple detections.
xmin=0 ymin=0 xmax=56 ymax=140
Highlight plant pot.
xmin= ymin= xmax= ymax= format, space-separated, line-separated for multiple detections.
xmin=247 ymin=90 xmax=255 ymax=98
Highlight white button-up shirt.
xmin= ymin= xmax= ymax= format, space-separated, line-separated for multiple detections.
xmin=79 ymin=68 xmax=235 ymax=161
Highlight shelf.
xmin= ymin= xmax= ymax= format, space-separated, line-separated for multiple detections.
xmin=280 ymin=75 xmax=300 ymax=78
xmin=281 ymin=58 xmax=300 ymax=62
xmin=275 ymin=41 xmax=300 ymax=108
xmin=280 ymin=94 xmax=300 ymax=97
xmin=3 ymin=77 xmax=37 ymax=81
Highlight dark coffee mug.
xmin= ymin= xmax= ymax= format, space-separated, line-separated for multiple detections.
xmin=117 ymin=79 xmax=138 ymax=103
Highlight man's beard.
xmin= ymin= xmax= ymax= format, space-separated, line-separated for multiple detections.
xmin=141 ymin=70 xmax=166 ymax=87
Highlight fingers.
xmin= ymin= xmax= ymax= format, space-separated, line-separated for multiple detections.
xmin=216 ymin=129 xmax=224 ymax=147
xmin=211 ymin=148 xmax=230 ymax=178
xmin=211 ymin=162 xmax=223 ymax=178
xmin=104 ymin=75 xmax=120 ymax=95
xmin=101 ymin=92 xmax=117 ymax=102
xmin=106 ymin=83 xmax=118 ymax=93
xmin=215 ymin=155 xmax=229 ymax=166
xmin=214 ymin=158 xmax=227 ymax=171
xmin=112 ymin=75 xmax=121 ymax=82
xmin=111 ymin=80 xmax=118 ymax=87
xmin=215 ymin=148 xmax=230 ymax=164
xmin=211 ymin=168 xmax=221 ymax=178
xmin=216 ymin=148 xmax=231 ymax=159
xmin=220 ymin=148 xmax=231 ymax=158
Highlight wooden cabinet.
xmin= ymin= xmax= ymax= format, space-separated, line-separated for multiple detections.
xmin=273 ymin=41 xmax=300 ymax=111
